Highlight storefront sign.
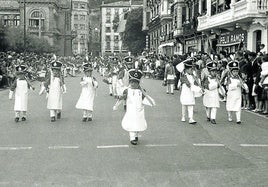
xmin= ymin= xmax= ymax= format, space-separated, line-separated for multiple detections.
xmin=219 ymin=29 xmax=247 ymax=45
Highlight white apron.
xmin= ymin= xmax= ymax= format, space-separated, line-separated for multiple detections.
xmin=226 ymin=78 xmax=241 ymax=112
xmin=76 ymin=77 xmax=96 ymax=111
xmin=14 ymin=79 xmax=28 ymax=111
xmin=47 ymin=76 xmax=62 ymax=110
xmin=122 ymin=88 xmax=147 ymax=132
xmin=203 ymin=77 xmax=220 ymax=108
xmin=180 ymin=74 xmax=195 ymax=105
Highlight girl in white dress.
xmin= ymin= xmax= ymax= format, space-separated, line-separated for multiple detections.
xmin=202 ymin=61 xmax=220 ymax=124
xmin=226 ymin=61 xmax=248 ymax=124
xmin=76 ymin=63 xmax=98 ymax=122
xmin=43 ymin=61 xmax=66 ymax=122
xmin=9 ymin=65 xmax=35 ymax=122
xmin=113 ymin=69 xmax=155 ymax=145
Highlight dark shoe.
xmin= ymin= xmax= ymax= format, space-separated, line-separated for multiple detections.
xmin=82 ymin=117 xmax=87 ymax=122
xmin=57 ymin=112 xmax=61 ymax=119
xmin=135 ymin=137 xmax=138 ymax=141
xmin=51 ymin=116 xmax=56 ymax=122
xmin=211 ymin=119 xmax=216 ymax=124
xmin=207 ymin=117 xmax=211 ymax=121
xmin=171 ymin=93 xmax=174 ymax=95
xmin=87 ymin=117 xmax=92 ymax=121
xmin=109 ymin=93 xmax=112 ymax=96
xmin=236 ymin=121 xmax=241 ymax=124
xmin=124 ymin=105 xmax=127 ymax=111
xmin=166 ymin=92 xmax=169 ymax=94
xmin=21 ymin=117 xmax=26 ymax=121
xmin=130 ymin=140 xmax=137 ymax=145
xmin=15 ymin=117 xmax=19 ymax=122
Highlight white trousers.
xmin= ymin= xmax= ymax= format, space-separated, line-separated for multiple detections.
xmin=109 ymin=84 xmax=113 ymax=94
xmin=206 ymin=107 xmax=217 ymax=120
xmin=15 ymin=111 xmax=26 ymax=118
xmin=182 ymin=105 xmax=194 ymax=119
xmin=129 ymin=132 xmax=138 ymax=141
xmin=83 ymin=110 xmax=93 ymax=118
xmin=228 ymin=111 xmax=241 ymax=122
xmin=166 ymin=84 xmax=174 ymax=93
xmin=50 ymin=110 xmax=61 ymax=117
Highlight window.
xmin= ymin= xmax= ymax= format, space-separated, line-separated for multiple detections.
xmin=114 ymin=41 xmax=119 ymax=50
xmin=80 ymin=24 xmax=85 ymax=30
xmin=106 ymin=27 xmax=111 ymax=33
xmin=106 ymin=15 xmax=111 ymax=23
xmin=13 ymin=15 xmax=20 ymax=26
xmin=80 ymin=15 xmax=86 ymax=20
xmin=106 ymin=35 xmax=111 ymax=41
xmin=80 ymin=4 xmax=86 ymax=9
xmin=114 ymin=35 xmax=119 ymax=41
xmin=29 ymin=11 xmax=44 ymax=28
xmin=73 ymin=3 xmax=78 ymax=9
xmin=106 ymin=8 xmax=111 ymax=15
xmin=74 ymin=24 xmax=78 ymax=29
xmin=74 ymin=14 xmax=78 ymax=20
xmin=115 ymin=8 xmax=119 ymax=14
xmin=106 ymin=42 xmax=111 ymax=50
xmin=3 ymin=15 xmax=12 ymax=26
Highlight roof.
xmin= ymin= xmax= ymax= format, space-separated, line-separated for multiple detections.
xmin=101 ymin=1 xmax=142 ymax=7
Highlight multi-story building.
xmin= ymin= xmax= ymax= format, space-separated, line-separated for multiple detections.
xmin=0 ymin=0 xmax=73 ymax=56
xmin=71 ymin=0 xmax=89 ymax=55
xmin=88 ymin=8 xmax=101 ymax=57
xmin=100 ymin=1 xmax=142 ymax=56
xmin=197 ymin=0 xmax=268 ymax=53
xmin=143 ymin=0 xmax=175 ymax=56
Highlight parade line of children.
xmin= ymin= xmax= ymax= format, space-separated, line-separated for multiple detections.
xmin=9 ymin=56 xmax=250 ymax=145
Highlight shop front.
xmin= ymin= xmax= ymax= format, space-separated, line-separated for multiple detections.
xmin=217 ymin=29 xmax=247 ymax=53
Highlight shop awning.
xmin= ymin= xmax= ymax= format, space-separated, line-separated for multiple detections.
xmin=216 ymin=42 xmax=241 ymax=47
xmin=158 ymin=42 xmax=174 ymax=49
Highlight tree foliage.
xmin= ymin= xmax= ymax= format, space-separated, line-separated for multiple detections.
xmin=122 ymin=7 xmax=146 ymax=56
xmin=3 ymin=27 xmax=57 ymax=54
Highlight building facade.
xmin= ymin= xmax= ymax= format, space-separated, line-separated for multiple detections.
xmin=100 ymin=1 xmax=142 ymax=56
xmin=71 ymin=0 xmax=89 ymax=55
xmin=88 ymin=8 xmax=101 ymax=57
xmin=197 ymin=0 xmax=268 ymax=53
xmin=0 ymin=0 xmax=73 ymax=56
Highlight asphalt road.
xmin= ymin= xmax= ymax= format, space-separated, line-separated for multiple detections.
xmin=0 ymin=72 xmax=267 ymax=187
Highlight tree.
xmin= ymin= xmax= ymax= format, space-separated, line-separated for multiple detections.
xmin=4 ymin=27 xmax=57 ymax=54
xmin=122 ymin=7 xmax=146 ymax=56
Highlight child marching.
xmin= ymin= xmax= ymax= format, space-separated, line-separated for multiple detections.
xmin=42 ymin=60 xmax=66 ymax=122
xmin=177 ymin=58 xmax=203 ymax=124
xmin=75 ymin=62 xmax=98 ymax=122
xmin=226 ymin=60 xmax=249 ymax=124
xmin=9 ymin=64 xmax=35 ymax=122
xmin=202 ymin=61 xmax=220 ymax=124
xmin=113 ymin=69 xmax=155 ymax=145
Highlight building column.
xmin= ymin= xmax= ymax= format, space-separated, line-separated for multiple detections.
xmin=207 ymin=0 xmax=211 ymax=16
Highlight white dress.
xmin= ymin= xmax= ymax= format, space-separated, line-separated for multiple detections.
xmin=203 ymin=77 xmax=220 ymax=108
xmin=76 ymin=77 xmax=97 ymax=111
xmin=47 ymin=75 xmax=63 ymax=110
xmin=226 ymin=78 xmax=241 ymax=112
xmin=14 ymin=79 xmax=28 ymax=111
xmin=122 ymin=88 xmax=147 ymax=132
xmin=180 ymin=74 xmax=196 ymax=105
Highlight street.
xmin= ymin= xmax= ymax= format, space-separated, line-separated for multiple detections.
xmin=0 ymin=72 xmax=267 ymax=187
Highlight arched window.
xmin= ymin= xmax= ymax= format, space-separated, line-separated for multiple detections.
xmin=29 ymin=10 xmax=45 ymax=29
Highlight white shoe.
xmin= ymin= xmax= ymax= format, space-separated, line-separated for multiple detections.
xmin=181 ymin=117 xmax=186 ymax=122
xmin=189 ymin=119 xmax=197 ymax=124
xmin=228 ymin=117 xmax=233 ymax=122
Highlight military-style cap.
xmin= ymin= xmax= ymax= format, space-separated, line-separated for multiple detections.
xmin=15 ymin=64 xmax=27 ymax=73
xmin=182 ymin=58 xmax=195 ymax=68
xmin=51 ymin=61 xmax=62 ymax=69
xmin=128 ymin=69 xmax=143 ymax=82
xmin=83 ymin=62 xmax=93 ymax=71
xmin=228 ymin=60 xmax=239 ymax=71
xmin=206 ymin=61 xmax=217 ymax=71
xmin=124 ymin=56 xmax=133 ymax=62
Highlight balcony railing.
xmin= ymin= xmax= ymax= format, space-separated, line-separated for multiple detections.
xmin=197 ymin=0 xmax=268 ymax=31
xmin=28 ymin=26 xmax=45 ymax=31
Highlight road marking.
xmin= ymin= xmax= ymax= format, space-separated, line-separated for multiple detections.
xmin=193 ymin=143 xmax=225 ymax=147
xmin=97 ymin=145 xmax=129 ymax=149
xmin=48 ymin=146 xmax=79 ymax=149
xmin=240 ymin=144 xmax=268 ymax=147
xmin=0 ymin=147 xmax=32 ymax=150
xmin=145 ymin=144 xmax=177 ymax=147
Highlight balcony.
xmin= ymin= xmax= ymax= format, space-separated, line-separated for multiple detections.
xmin=183 ymin=21 xmax=197 ymax=35
xmin=28 ymin=26 xmax=45 ymax=32
xmin=173 ymin=28 xmax=183 ymax=37
xmin=197 ymin=0 xmax=268 ymax=31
